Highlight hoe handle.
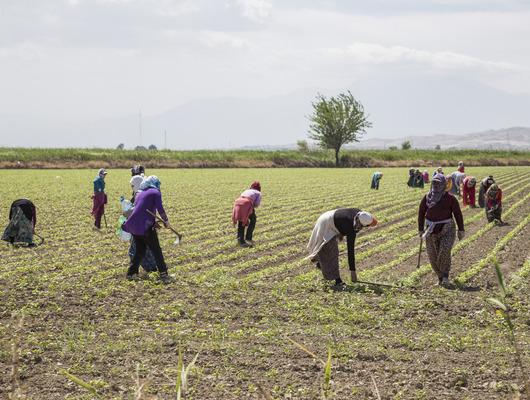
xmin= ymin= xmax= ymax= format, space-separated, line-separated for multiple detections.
xmin=416 ymin=237 xmax=423 ymax=269
xmin=146 ymin=210 xmax=182 ymax=239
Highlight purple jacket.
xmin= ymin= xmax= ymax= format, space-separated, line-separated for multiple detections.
xmin=122 ymin=188 xmax=168 ymax=236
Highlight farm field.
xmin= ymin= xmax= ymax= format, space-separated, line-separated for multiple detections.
xmin=1 ymin=166 xmax=530 ymax=399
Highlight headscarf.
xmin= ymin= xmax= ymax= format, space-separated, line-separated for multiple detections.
xmin=98 ymin=168 xmax=107 ymax=177
xmin=130 ymin=175 xmax=144 ymax=193
xmin=426 ymin=174 xmax=447 ymax=208
xmin=250 ymin=181 xmax=261 ymax=191
xmin=139 ymin=175 xmax=161 ymax=191
xmin=467 ymin=177 xmax=476 ymax=187
xmin=486 ymin=184 xmax=499 ymax=199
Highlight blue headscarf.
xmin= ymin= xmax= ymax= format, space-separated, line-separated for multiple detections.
xmin=139 ymin=175 xmax=161 ymax=191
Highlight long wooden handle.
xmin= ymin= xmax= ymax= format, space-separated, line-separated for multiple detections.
xmin=146 ymin=210 xmax=182 ymax=237
xmin=416 ymin=237 xmax=423 ymax=269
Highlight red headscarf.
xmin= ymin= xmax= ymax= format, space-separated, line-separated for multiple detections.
xmin=250 ymin=181 xmax=261 ymax=191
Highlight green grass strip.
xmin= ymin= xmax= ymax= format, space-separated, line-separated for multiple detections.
xmin=454 ymin=213 xmax=530 ymax=285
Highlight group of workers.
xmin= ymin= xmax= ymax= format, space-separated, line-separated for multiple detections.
xmin=2 ymin=161 xmax=507 ymax=290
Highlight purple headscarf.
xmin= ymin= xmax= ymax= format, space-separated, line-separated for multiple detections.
xmin=426 ymin=174 xmax=447 ymax=208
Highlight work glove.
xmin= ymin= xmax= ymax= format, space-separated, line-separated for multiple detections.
xmin=457 ymin=230 xmax=465 ymax=241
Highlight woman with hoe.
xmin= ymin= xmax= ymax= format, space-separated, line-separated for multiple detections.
xmin=418 ymin=174 xmax=465 ymax=288
xmin=307 ymin=208 xmax=378 ymax=290
xmin=122 ymin=176 xmax=174 ymax=284
xmin=91 ymin=168 xmax=108 ymax=230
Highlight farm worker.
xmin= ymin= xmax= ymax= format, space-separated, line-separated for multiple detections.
xmin=407 ymin=168 xmax=415 ymax=187
xmin=448 ymin=171 xmax=465 ymax=197
xmin=457 ymin=161 xmax=465 ymax=173
xmin=91 ymin=168 xmax=108 ymax=229
xmin=418 ymin=174 xmax=465 ymax=288
xmin=122 ymin=176 xmax=173 ymax=284
xmin=307 ymin=209 xmax=378 ymax=290
xmin=478 ymin=175 xmax=495 ymax=208
xmin=413 ymin=169 xmax=424 ymax=188
xmin=2 ymin=199 xmax=37 ymax=246
xmin=422 ymin=170 xmax=430 ymax=184
xmin=485 ymin=184 xmax=503 ymax=224
xmin=127 ymin=167 xmax=157 ymax=273
xmin=232 ymin=181 xmax=261 ymax=247
xmin=462 ymin=176 xmax=477 ymax=207
xmin=433 ymin=167 xmax=443 ymax=178
xmin=130 ymin=165 xmax=145 ymax=202
xmin=371 ymin=172 xmax=383 ymax=190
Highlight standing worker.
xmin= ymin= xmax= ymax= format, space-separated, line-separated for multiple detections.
xmin=92 ymin=168 xmax=108 ymax=230
xmin=478 ymin=175 xmax=495 ymax=208
xmin=462 ymin=176 xmax=477 ymax=207
xmin=457 ymin=161 xmax=465 ymax=173
xmin=371 ymin=172 xmax=383 ymax=190
xmin=127 ymin=165 xmax=157 ymax=274
xmin=122 ymin=176 xmax=173 ymax=283
xmin=485 ymin=184 xmax=503 ymax=224
xmin=433 ymin=167 xmax=444 ymax=178
xmin=130 ymin=165 xmax=145 ymax=202
xmin=307 ymin=208 xmax=378 ymax=290
xmin=232 ymin=181 xmax=261 ymax=247
xmin=418 ymin=174 xmax=465 ymax=288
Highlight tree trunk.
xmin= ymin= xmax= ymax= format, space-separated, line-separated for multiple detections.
xmin=335 ymin=147 xmax=340 ymax=167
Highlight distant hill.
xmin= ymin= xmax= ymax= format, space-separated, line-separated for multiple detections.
xmin=2 ymin=74 xmax=530 ymax=149
xmin=354 ymin=127 xmax=530 ymax=150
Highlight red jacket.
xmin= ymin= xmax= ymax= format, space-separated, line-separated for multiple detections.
xmin=486 ymin=189 xmax=502 ymax=209
xmin=462 ymin=177 xmax=476 ymax=206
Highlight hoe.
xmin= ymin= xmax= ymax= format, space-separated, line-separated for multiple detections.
xmin=147 ymin=210 xmax=183 ymax=246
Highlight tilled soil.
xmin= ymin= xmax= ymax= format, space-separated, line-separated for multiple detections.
xmin=1 ymin=167 xmax=529 ymax=400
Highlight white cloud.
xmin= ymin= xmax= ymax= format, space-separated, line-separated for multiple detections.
xmin=322 ymin=43 xmax=524 ymax=72
xmin=233 ymin=0 xmax=273 ymax=22
xmin=200 ymin=31 xmax=252 ymax=49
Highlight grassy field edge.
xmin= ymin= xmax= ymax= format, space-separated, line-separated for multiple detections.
xmin=1 ymin=147 xmax=530 ymax=169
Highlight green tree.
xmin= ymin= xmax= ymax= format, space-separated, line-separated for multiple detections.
xmin=297 ymin=140 xmax=309 ymax=152
xmin=401 ymin=140 xmax=412 ymax=150
xmin=308 ymin=91 xmax=371 ymax=166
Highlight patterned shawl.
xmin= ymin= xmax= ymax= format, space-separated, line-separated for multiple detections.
xmin=426 ymin=174 xmax=447 ymax=209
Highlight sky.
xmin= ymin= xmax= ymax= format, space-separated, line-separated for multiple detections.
xmin=1 ymin=0 xmax=530 ymax=148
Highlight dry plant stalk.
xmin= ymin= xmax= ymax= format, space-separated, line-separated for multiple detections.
xmin=9 ymin=315 xmax=25 ymax=400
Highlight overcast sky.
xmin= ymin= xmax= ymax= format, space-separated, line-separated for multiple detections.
xmin=1 ymin=0 xmax=530 ymax=146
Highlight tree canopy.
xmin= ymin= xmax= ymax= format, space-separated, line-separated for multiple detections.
xmin=308 ymin=91 xmax=371 ymax=166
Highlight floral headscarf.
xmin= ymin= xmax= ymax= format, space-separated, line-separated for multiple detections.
xmin=426 ymin=174 xmax=447 ymax=208
xmin=139 ymin=175 xmax=161 ymax=191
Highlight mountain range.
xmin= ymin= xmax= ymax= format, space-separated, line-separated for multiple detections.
xmin=2 ymin=75 xmax=530 ymax=149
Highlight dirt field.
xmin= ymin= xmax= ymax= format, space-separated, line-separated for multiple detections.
xmin=1 ymin=167 xmax=529 ymax=399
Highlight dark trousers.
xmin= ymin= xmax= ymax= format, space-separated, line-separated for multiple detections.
xmin=237 ymin=212 xmax=256 ymax=243
xmin=128 ymin=229 xmax=167 ymax=275
xmin=94 ymin=208 xmax=104 ymax=229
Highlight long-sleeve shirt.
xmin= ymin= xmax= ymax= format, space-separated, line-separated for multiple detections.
xmin=333 ymin=208 xmax=360 ymax=271
xmin=418 ymin=193 xmax=464 ymax=233
xmin=122 ymin=188 xmax=168 ymax=236
xmin=93 ymin=176 xmax=105 ymax=193
xmin=486 ymin=189 xmax=502 ymax=209
xmin=241 ymin=189 xmax=261 ymax=208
